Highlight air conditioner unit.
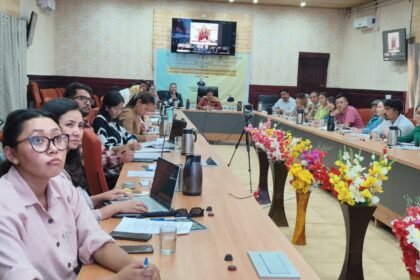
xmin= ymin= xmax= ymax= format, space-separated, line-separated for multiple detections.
xmin=37 ymin=0 xmax=55 ymax=12
xmin=353 ymin=16 xmax=376 ymax=29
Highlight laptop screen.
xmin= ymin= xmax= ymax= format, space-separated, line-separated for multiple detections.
xmin=149 ymin=158 xmax=180 ymax=209
xmin=169 ymin=119 xmax=187 ymax=141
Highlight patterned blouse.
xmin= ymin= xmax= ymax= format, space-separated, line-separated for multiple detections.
xmin=92 ymin=114 xmax=137 ymax=150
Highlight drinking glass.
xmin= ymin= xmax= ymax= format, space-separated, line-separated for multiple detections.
xmin=160 ymin=225 xmax=177 ymax=255
xmin=174 ymin=136 xmax=182 ymax=154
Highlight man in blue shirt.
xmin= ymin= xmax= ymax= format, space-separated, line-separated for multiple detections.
xmin=272 ymin=90 xmax=296 ymax=116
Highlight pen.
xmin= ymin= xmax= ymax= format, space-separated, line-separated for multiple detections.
xmin=150 ymin=218 xmax=187 ymax=221
xmin=144 ymin=257 xmax=149 ymax=268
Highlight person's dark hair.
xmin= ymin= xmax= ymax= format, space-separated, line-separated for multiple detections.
xmin=169 ymin=82 xmax=177 ymax=89
xmin=327 ymin=96 xmax=336 ymax=105
xmin=126 ymin=93 xmax=155 ymax=108
xmin=310 ymin=90 xmax=319 ymax=96
xmin=42 ymin=98 xmax=80 ymax=118
xmin=42 ymin=98 xmax=87 ymax=190
xmin=280 ymin=90 xmax=289 ymax=95
xmin=319 ymin=92 xmax=328 ymax=98
xmin=99 ymin=90 xmax=125 ymax=122
xmin=384 ymin=99 xmax=403 ymax=114
xmin=64 ymin=82 xmax=92 ymax=99
xmin=296 ymin=92 xmax=307 ymax=99
xmin=335 ymin=93 xmax=348 ymax=101
xmin=108 ymin=85 xmax=121 ymax=92
xmin=0 ymin=109 xmax=57 ymax=176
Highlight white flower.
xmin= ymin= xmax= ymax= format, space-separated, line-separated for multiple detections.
xmin=371 ymin=154 xmax=376 ymax=161
xmin=381 ymin=167 xmax=388 ymax=175
xmin=416 ymin=259 xmax=420 ymax=273
xmin=301 ymin=160 xmax=308 ymax=166
xmin=406 ymin=224 xmax=420 ymax=251
xmin=353 ymin=191 xmax=366 ymax=203
xmin=371 ymin=196 xmax=380 ymax=205
xmin=342 ymin=152 xmax=350 ymax=161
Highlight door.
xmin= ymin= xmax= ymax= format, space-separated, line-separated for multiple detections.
xmin=297 ymin=52 xmax=330 ymax=93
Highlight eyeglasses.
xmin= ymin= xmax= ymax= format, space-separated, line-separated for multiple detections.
xmin=14 ymin=134 xmax=69 ymax=153
xmin=0 ymin=119 xmax=4 ymax=126
xmin=174 ymin=207 xmax=204 ymax=218
xmin=73 ymin=96 xmax=94 ymax=105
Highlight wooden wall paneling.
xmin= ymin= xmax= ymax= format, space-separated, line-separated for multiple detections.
xmin=412 ymin=0 xmax=420 ymax=42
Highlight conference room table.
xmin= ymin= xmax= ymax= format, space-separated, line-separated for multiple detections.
xmin=77 ymin=110 xmax=319 ymax=279
xmin=253 ymin=112 xmax=420 ymax=228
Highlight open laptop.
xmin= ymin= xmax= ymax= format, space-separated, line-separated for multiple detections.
xmin=114 ymin=158 xmax=180 ymax=217
xmin=168 ymin=118 xmax=187 ymax=143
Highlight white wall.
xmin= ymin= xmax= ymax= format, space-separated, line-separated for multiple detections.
xmin=20 ymin=0 xmax=56 ymax=75
xmin=340 ymin=0 xmax=411 ymax=91
xmin=54 ymin=0 xmax=346 ymax=87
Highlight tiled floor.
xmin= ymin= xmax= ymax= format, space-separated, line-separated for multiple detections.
xmin=212 ymin=144 xmax=408 ymax=280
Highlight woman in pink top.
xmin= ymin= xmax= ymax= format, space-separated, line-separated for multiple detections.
xmin=0 ymin=109 xmax=159 ymax=280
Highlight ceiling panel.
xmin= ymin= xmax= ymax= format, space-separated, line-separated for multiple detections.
xmin=193 ymin=0 xmax=373 ymax=9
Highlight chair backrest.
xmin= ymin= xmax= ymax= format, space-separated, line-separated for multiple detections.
xmin=92 ymin=95 xmax=100 ymax=108
xmin=406 ymin=107 xmax=414 ymax=119
xmin=157 ymin=90 xmax=169 ymax=100
xmin=40 ymin=88 xmax=59 ymax=104
xmin=81 ymin=128 xmax=109 ymax=195
xmin=56 ymin=88 xmax=65 ymax=97
xmin=30 ymin=82 xmax=42 ymax=108
xmin=357 ymin=108 xmax=372 ymax=125
xmin=85 ymin=107 xmax=99 ymax=126
xmin=258 ymin=95 xmax=279 ymax=111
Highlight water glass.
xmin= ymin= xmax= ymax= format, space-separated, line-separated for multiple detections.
xmin=174 ymin=136 xmax=182 ymax=153
xmin=371 ymin=132 xmax=380 ymax=141
xmin=160 ymin=225 xmax=177 ymax=255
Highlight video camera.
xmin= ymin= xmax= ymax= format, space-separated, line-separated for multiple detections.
xmin=243 ymin=104 xmax=253 ymax=122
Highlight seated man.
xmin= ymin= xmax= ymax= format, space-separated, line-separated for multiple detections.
xmin=295 ymin=92 xmax=310 ymax=115
xmin=306 ymin=90 xmax=319 ymax=120
xmin=272 ymin=90 xmax=296 ymax=115
xmin=197 ymin=90 xmax=222 ymax=110
xmin=164 ymin=82 xmax=183 ymax=108
xmin=335 ymin=94 xmax=364 ymax=129
xmin=372 ymin=99 xmax=414 ymax=137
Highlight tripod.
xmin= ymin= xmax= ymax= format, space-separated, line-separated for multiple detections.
xmin=228 ymin=114 xmax=253 ymax=194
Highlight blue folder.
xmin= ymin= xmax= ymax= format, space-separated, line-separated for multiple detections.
xmin=248 ymin=251 xmax=300 ymax=279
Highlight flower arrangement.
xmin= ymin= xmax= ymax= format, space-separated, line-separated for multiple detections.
xmin=328 ymin=148 xmax=393 ymax=206
xmin=392 ymin=205 xmax=420 ymax=276
xmin=245 ymin=120 xmax=292 ymax=162
xmin=288 ymin=149 xmax=327 ymax=193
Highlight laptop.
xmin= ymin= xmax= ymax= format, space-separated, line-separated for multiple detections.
xmin=132 ymin=157 xmax=180 ymax=215
xmin=168 ymin=118 xmax=187 ymax=142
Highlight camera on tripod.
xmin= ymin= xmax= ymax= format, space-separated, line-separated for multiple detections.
xmin=243 ymin=104 xmax=253 ymax=122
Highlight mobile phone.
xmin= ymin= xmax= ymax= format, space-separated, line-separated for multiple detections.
xmin=110 ymin=231 xmax=152 ymax=242
xmin=120 ymin=245 xmax=154 ymax=254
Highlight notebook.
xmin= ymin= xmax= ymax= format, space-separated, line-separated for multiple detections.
xmin=248 ymin=251 xmax=300 ymax=279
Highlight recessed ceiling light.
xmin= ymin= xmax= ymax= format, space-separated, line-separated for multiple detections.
xmin=300 ymin=2 xmax=306 ymax=7
xmin=253 ymin=0 xmax=258 ymax=3
xmin=229 ymin=0 xmax=234 ymax=2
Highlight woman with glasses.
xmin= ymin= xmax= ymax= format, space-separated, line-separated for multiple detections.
xmin=120 ymin=94 xmax=158 ymax=142
xmin=0 ymin=109 xmax=159 ymax=279
xmin=43 ymin=99 xmax=148 ymax=220
xmin=93 ymin=90 xmax=140 ymax=153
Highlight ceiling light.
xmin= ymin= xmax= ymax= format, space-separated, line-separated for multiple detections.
xmin=253 ymin=0 xmax=258 ymax=3
xmin=300 ymin=2 xmax=306 ymax=7
xmin=229 ymin=0 xmax=234 ymax=2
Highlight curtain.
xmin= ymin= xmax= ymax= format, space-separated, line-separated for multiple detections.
xmin=408 ymin=43 xmax=420 ymax=110
xmin=0 ymin=12 xmax=27 ymax=123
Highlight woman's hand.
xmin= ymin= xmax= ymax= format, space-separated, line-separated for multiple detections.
xmin=128 ymin=142 xmax=141 ymax=151
xmin=112 ymin=262 xmax=160 ymax=280
xmin=101 ymin=189 xmax=127 ymax=201
xmin=117 ymin=200 xmax=148 ymax=213
xmin=120 ymin=150 xmax=134 ymax=163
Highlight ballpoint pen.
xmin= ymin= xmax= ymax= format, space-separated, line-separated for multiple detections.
xmin=144 ymin=257 xmax=149 ymax=268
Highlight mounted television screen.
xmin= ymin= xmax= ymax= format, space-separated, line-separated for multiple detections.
xmin=382 ymin=28 xmax=407 ymax=61
xmin=27 ymin=11 xmax=38 ymax=47
xmin=171 ymin=18 xmax=236 ymax=56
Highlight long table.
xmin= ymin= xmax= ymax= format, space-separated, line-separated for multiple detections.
xmin=77 ymin=110 xmax=319 ymax=280
xmin=253 ymin=112 xmax=420 ymax=228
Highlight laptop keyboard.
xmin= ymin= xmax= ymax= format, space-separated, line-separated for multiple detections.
xmin=135 ymin=196 xmax=168 ymax=212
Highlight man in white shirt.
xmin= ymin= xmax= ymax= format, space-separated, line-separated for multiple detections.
xmin=272 ymin=90 xmax=296 ymax=115
xmin=372 ymin=99 xmax=414 ymax=137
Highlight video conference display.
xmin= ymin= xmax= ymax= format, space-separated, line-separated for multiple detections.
xmin=171 ymin=18 xmax=237 ymax=56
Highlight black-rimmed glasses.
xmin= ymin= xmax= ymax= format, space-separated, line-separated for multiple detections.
xmin=14 ymin=134 xmax=69 ymax=153
xmin=73 ymin=96 xmax=94 ymax=105
xmin=174 ymin=207 xmax=204 ymax=218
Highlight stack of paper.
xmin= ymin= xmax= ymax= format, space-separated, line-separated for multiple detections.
xmin=114 ymin=217 xmax=193 ymax=235
xmin=248 ymin=251 xmax=300 ymax=279
xmin=127 ymin=171 xmax=155 ymax=178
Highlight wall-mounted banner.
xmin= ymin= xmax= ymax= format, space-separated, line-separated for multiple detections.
xmin=154 ymin=49 xmax=250 ymax=104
